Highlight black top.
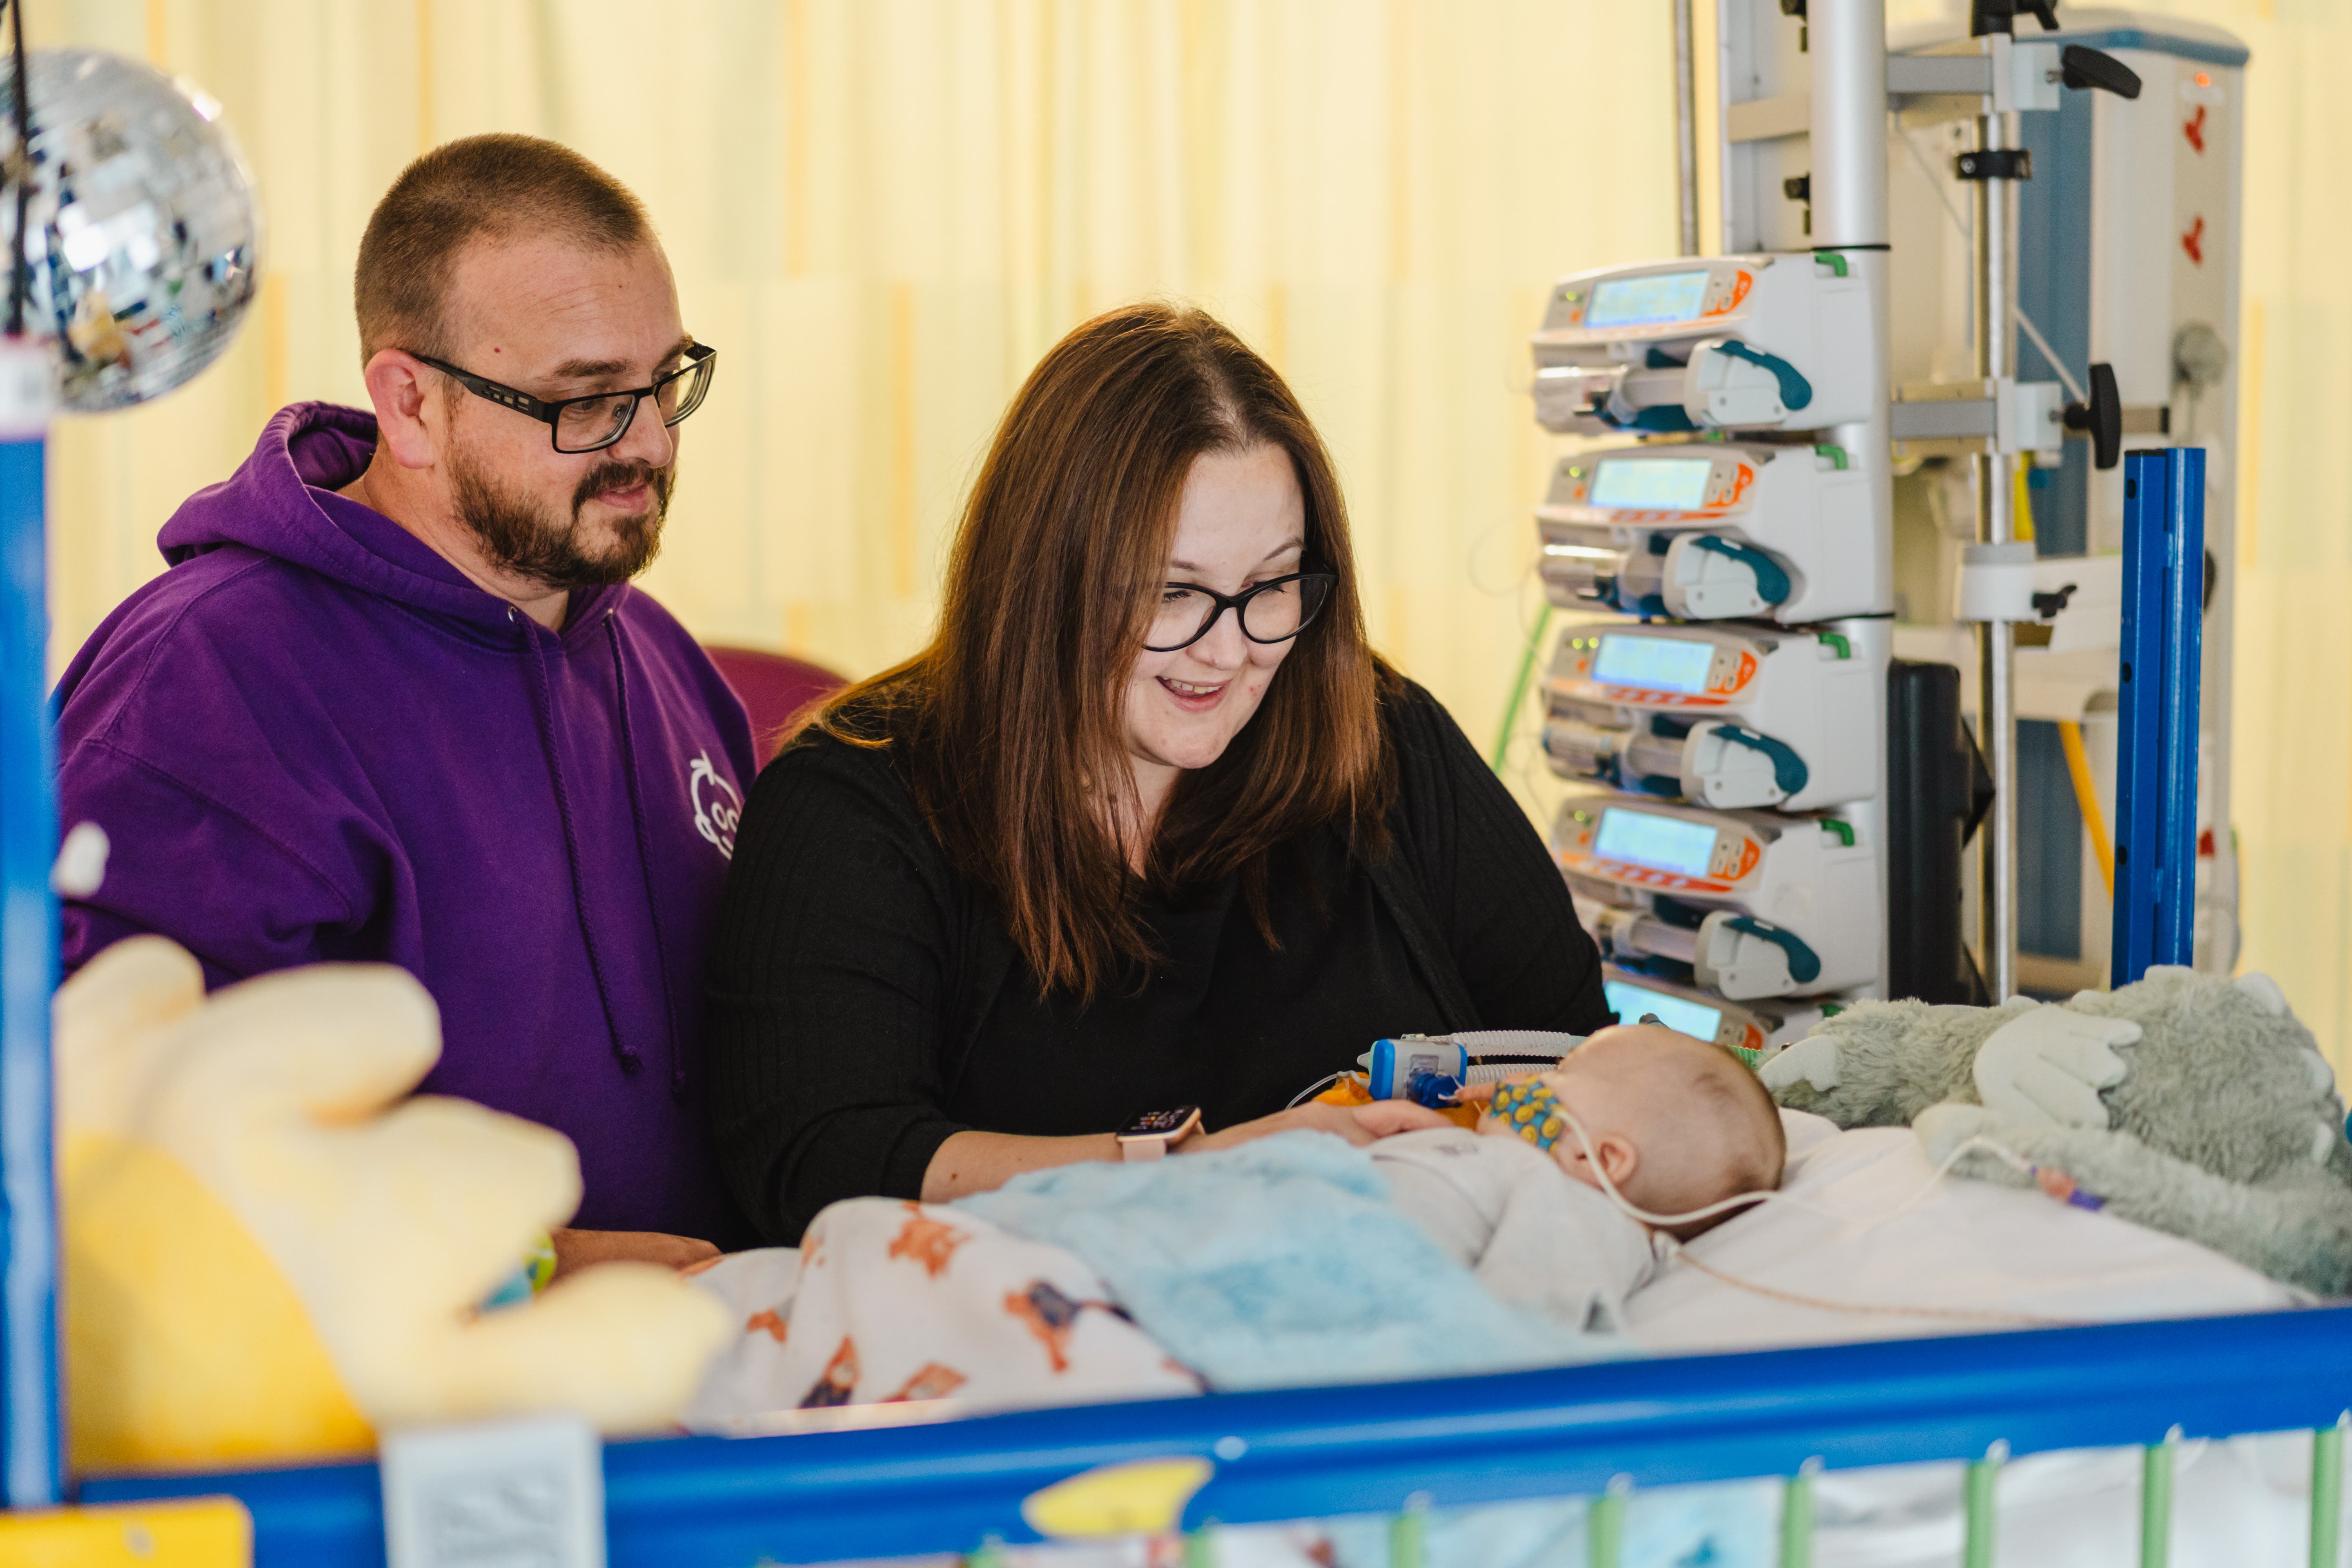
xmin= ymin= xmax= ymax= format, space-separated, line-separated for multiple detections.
xmin=705 ymin=678 xmax=1610 ymax=1241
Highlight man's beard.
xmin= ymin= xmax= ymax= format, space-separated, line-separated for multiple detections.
xmin=450 ymin=447 xmax=675 ymax=590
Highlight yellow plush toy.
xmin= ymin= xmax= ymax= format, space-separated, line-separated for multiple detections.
xmin=59 ymin=936 xmax=731 ymax=1473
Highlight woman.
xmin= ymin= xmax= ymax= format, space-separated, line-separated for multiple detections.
xmin=708 ymin=302 xmax=1610 ymax=1241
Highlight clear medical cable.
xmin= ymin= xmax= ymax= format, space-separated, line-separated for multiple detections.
xmin=1542 ymin=1096 xmax=2093 ymax=1328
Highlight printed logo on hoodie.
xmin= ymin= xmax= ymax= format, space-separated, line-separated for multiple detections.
xmin=690 ymin=751 xmax=742 ymax=859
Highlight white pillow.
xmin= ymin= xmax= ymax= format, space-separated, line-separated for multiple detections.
xmin=1624 ymin=1110 xmax=2301 ymax=1353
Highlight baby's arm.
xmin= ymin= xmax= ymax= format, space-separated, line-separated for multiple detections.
xmin=1470 ymin=1145 xmax=1656 ymax=1332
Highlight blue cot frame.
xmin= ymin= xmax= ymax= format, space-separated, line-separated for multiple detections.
xmin=72 ymin=1307 xmax=2352 ymax=1566
xmin=16 ymin=445 xmax=2350 ymax=1568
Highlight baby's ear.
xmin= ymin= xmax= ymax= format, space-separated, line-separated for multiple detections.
xmin=2234 ymin=972 xmax=2292 ymax=1019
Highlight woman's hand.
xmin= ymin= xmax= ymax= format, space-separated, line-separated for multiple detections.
xmin=1185 ymin=1098 xmax=1453 ymax=1154
xmin=548 ymin=1227 xmax=722 ymax=1283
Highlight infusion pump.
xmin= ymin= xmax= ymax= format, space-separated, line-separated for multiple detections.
xmin=1543 ymin=619 xmax=1876 ymax=812
xmin=1599 ymin=965 xmax=1820 ymax=1065
xmin=1554 ymin=792 xmax=1880 ymax=1000
xmin=1530 ymin=253 xmax=1874 ymax=436
xmin=1536 ymin=441 xmax=1881 ymax=625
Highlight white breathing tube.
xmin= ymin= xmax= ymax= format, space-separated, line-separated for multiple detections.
xmin=1539 ymin=1095 xmax=2086 ymax=1329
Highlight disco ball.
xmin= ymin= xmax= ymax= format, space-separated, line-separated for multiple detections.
xmin=0 ymin=49 xmax=260 ymax=411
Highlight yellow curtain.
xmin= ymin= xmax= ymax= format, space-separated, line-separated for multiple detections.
xmin=27 ymin=1 xmax=2352 ymax=1068
xmin=32 ymin=0 xmax=1679 ymax=784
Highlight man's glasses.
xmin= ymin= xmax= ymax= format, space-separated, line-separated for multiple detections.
xmin=1145 ymin=572 xmax=1336 ymax=653
xmin=411 ymin=343 xmax=717 ymax=454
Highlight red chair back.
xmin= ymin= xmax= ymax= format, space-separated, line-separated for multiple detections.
xmin=703 ymin=645 xmax=849 ymax=768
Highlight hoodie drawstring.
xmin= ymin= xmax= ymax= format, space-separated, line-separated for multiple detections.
xmin=606 ymin=614 xmax=689 ymax=1100
xmin=519 ymin=619 xmax=641 ymax=1078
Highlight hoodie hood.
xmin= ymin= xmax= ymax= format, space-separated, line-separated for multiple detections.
xmin=158 ymin=401 xmax=622 ymax=635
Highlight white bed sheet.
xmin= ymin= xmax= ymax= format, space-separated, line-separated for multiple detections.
xmin=1625 ymin=1111 xmax=2303 ymax=1353
xmin=702 ymin=1118 xmax=2332 ymax=1567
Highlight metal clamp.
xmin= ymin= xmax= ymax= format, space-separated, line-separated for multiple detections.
xmin=1954 ymin=148 xmax=2032 ymax=181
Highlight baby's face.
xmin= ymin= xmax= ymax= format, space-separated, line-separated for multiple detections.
xmin=1476 ymin=1025 xmax=1769 ymax=1225
xmin=1477 ymin=1026 xmax=1679 ymax=1188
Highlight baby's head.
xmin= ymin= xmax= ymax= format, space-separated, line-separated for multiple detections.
xmin=1481 ymin=1024 xmax=1785 ymax=1238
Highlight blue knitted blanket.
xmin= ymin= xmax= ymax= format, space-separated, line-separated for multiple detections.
xmin=955 ymin=1131 xmax=1614 ymax=1390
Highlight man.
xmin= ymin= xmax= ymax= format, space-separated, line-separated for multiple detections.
xmin=53 ymin=135 xmax=756 ymax=1270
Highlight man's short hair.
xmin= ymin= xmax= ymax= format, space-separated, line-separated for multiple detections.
xmin=354 ymin=134 xmax=653 ymax=365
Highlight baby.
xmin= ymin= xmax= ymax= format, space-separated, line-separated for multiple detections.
xmin=1367 ymin=1024 xmax=1788 ymax=1332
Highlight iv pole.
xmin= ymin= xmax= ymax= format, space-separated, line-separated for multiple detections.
xmin=1673 ymin=0 xmax=1701 ymax=257
xmin=1971 ymin=58 xmax=2020 ymax=1002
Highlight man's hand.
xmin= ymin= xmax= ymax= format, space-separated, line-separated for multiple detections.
xmin=548 ymin=1227 xmax=721 ymax=1283
xmin=1185 ymin=1099 xmax=1452 ymax=1154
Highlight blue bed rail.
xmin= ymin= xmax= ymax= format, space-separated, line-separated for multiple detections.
xmin=82 ymin=1303 xmax=2352 ymax=1567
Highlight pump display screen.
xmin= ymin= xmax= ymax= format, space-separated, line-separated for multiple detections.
xmin=1592 ymin=633 xmax=1716 ymax=695
xmin=1590 ymin=457 xmax=1715 ymax=511
xmin=1606 ymin=979 xmax=1724 ymax=1042
xmin=1594 ymin=808 xmax=1721 ymax=878
xmin=1585 ymin=270 xmax=1711 ymax=327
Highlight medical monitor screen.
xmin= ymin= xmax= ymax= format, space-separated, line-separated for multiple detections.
xmin=1585 ymin=270 xmax=1711 ymax=328
xmin=1605 ymin=980 xmax=1723 ymax=1042
xmin=1592 ymin=633 xmax=1715 ymax=695
xmin=1590 ymin=457 xmax=1714 ymax=511
xmin=1593 ymin=808 xmax=1720 ymax=878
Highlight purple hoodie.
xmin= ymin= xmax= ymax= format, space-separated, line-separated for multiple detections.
xmin=53 ymin=403 xmax=758 ymax=1244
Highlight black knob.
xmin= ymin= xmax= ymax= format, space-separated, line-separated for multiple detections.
xmin=2061 ymin=44 xmax=2143 ymax=98
xmin=1971 ymin=0 xmax=2058 ymax=34
xmin=2062 ymin=362 xmax=2124 ymax=471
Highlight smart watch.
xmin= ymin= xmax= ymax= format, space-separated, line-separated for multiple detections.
xmin=1116 ymin=1106 xmax=1203 ymax=1162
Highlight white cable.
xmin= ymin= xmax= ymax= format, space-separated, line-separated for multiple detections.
xmin=1897 ymin=123 xmax=1974 ymax=352
xmin=1545 ymin=1096 xmax=2084 ymax=1326
xmin=1550 ymin=1092 xmax=2038 ymax=1232
xmin=1899 ymin=122 xmax=1974 ymax=246
xmin=1893 ymin=118 xmax=2088 ymax=410
xmin=1287 ymin=1071 xmax=1346 ymax=1110
xmin=2011 ymin=306 xmax=2089 ymax=406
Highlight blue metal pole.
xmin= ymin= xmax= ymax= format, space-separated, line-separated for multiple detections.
xmin=0 ymin=339 xmax=57 ymax=1507
xmin=2111 ymin=448 xmax=2203 ymax=987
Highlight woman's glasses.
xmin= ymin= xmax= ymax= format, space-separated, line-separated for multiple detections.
xmin=1144 ymin=572 xmax=1336 ymax=653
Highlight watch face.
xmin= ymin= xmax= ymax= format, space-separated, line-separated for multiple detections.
xmin=1120 ymin=1106 xmax=1201 ymax=1139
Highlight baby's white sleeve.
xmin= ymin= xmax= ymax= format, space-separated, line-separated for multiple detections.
xmin=1472 ymin=1144 xmax=1660 ymax=1333
xmin=1368 ymin=1128 xmax=1508 ymax=1270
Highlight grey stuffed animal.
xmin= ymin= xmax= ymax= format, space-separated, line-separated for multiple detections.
xmin=1757 ymin=966 xmax=2352 ymax=1296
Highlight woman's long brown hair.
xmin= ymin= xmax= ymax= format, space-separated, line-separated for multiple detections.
xmin=815 ymin=302 xmax=1394 ymax=998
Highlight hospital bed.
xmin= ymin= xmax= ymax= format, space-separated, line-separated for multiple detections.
xmin=3 ymin=350 xmax=2334 ymax=1565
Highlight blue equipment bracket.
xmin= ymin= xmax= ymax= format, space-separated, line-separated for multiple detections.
xmin=2110 ymin=448 xmax=2204 ymax=987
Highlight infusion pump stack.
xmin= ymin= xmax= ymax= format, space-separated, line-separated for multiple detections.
xmin=1528 ymin=243 xmax=1892 ymax=1060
